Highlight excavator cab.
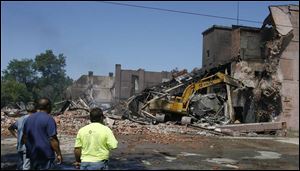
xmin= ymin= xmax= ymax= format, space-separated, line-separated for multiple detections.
xmin=167 ymin=96 xmax=184 ymax=113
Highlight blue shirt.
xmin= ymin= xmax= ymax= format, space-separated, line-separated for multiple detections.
xmin=23 ymin=112 xmax=57 ymax=160
xmin=10 ymin=115 xmax=29 ymax=152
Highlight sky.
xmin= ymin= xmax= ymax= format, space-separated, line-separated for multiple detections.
xmin=1 ymin=1 xmax=299 ymax=80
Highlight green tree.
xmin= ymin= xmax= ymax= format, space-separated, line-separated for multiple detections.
xmin=1 ymin=78 xmax=32 ymax=107
xmin=2 ymin=58 xmax=37 ymax=86
xmin=1 ymin=50 xmax=73 ymax=107
xmin=2 ymin=59 xmax=37 ymax=106
xmin=33 ymin=50 xmax=73 ymax=102
xmin=33 ymin=50 xmax=66 ymax=78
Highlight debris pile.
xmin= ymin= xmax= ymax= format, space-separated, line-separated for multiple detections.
xmin=52 ymin=98 xmax=91 ymax=116
xmin=54 ymin=110 xmax=90 ymax=135
xmin=1 ymin=102 xmax=27 ymax=117
xmin=112 ymin=119 xmax=215 ymax=136
xmin=106 ymin=65 xmax=245 ymax=126
xmin=1 ymin=111 xmax=18 ymax=136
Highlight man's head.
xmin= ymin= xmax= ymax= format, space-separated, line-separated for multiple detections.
xmin=36 ymin=97 xmax=52 ymax=113
xmin=90 ymin=108 xmax=104 ymax=123
xmin=26 ymin=102 xmax=36 ymax=114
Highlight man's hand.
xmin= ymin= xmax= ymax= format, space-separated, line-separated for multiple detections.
xmin=56 ymin=154 xmax=63 ymax=164
xmin=50 ymin=135 xmax=63 ymax=164
xmin=8 ymin=124 xmax=17 ymax=138
xmin=73 ymin=161 xmax=80 ymax=169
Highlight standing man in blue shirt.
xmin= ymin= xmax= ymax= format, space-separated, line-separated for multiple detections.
xmin=22 ymin=97 xmax=63 ymax=170
xmin=8 ymin=102 xmax=36 ymax=170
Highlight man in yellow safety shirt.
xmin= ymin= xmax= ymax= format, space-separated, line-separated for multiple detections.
xmin=74 ymin=108 xmax=118 ymax=170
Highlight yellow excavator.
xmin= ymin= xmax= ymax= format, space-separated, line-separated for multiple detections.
xmin=148 ymin=72 xmax=244 ymax=122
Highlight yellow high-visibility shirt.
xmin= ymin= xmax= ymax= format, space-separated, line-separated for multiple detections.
xmin=74 ymin=122 xmax=118 ymax=162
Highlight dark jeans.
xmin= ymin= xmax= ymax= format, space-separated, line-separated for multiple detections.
xmin=30 ymin=158 xmax=55 ymax=170
xmin=17 ymin=151 xmax=30 ymax=170
xmin=80 ymin=160 xmax=108 ymax=170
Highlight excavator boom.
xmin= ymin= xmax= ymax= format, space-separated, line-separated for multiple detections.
xmin=180 ymin=72 xmax=243 ymax=110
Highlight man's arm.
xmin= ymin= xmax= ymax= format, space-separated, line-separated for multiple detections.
xmin=106 ymin=128 xmax=118 ymax=150
xmin=8 ymin=123 xmax=17 ymax=138
xmin=22 ymin=121 xmax=27 ymax=145
xmin=74 ymin=147 xmax=82 ymax=169
xmin=22 ymin=133 xmax=27 ymax=145
xmin=74 ymin=147 xmax=82 ymax=163
xmin=47 ymin=117 xmax=62 ymax=163
xmin=50 ymin=135 xmax=63 ymax=164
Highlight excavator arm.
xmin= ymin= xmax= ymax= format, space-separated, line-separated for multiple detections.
xmin=180 ymin=72 xmax=243 ymax=112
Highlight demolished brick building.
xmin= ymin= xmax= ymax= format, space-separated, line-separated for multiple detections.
xmin=201 ymin=5 xmax=298 ymax=131
xmin=114 ymin=64 xmax=172 ymax=102
xmin=65 ymin=71 xmax=115 ymax=106
xmin=66 ymin=65 xmax=172 ymax=105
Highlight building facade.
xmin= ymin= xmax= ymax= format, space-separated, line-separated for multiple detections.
xmin=201 ymin=5 xmax=299 ymax=131
xmin=114 ymin=64 xmax=172 ymax=101
xmin=66 ymin=71 xmax=114 ymax=104
xmin=67 ymin=65 xmax=172 ymax=104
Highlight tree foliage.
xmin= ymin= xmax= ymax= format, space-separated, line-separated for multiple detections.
xmin=1 ymin=79 xmax=32 ymax=107
xmin=33 ymin=50 xmax=66 ymax=78
xmin=33 ymin=50 xmax=73 ymax=102
xmin=1 ymin=50 xmax=73 ymax=107
xmin=2 ymin=58 xmax=37 ymax=85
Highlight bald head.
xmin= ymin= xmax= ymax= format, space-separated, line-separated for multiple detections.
xmin=36 ymin=97 xmax=52 ymax=113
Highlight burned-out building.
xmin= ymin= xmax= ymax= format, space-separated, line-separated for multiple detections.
xmin=202 ymin=25 xmax=262 ymax=68
xmin=114 ymin=64 xmax=172 ymax=101
xmin=66 ymin=65 xmax=173 ymax=105
xmin=66 ymin=71 xmax=115 ymax=105
xmin=201 ymin=5 xmax=299 ymax=131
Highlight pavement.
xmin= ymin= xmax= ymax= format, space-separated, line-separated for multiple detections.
xmin=1 ymin=133 xmax=299 ymax=170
